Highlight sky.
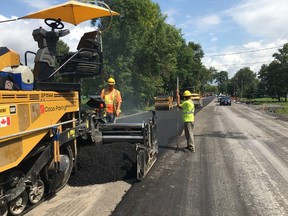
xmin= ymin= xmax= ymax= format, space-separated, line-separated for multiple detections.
xmin=1 ymin=0 xmax=288 ymax=78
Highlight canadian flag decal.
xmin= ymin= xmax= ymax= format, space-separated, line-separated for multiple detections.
xmin=0 ymin=116 xmax=11 ymax=127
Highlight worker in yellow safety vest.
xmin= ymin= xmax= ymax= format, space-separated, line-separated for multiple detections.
xmin=101 ymin=77 xmax=122 ymax=123
xmin=176 ymin=90 xmax=195 ymax=152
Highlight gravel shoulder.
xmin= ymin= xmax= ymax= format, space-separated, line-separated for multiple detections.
xmin=242 ymin=102 xmax=288 ymax=122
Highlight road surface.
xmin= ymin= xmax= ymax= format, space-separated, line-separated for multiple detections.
xmin=26 ymin=97 xmax=288 ymax=216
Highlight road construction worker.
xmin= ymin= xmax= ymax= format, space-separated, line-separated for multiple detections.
xmin=176 ymin=90 xmax=195 ymax=152
xmin=101 ymin=77 xmax=122 ymax=123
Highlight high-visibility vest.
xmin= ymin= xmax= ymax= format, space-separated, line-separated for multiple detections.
xmin=180 ymin=99 xmax=194 ymax=122
xmin=101 ymin=88 xmax=121 ymax=113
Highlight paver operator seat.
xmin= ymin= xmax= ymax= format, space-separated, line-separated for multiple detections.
xmin=32 ymin=24 xmax=70 ymax=82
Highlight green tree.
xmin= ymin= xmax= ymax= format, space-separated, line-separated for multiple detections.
xmin=258 ymin=63 xmax=273 ymax=98
xmin=97 ymin=0 xmax=166 ymax=110
xmin=272 ymin=43 xmax=288 ymax=101
xmin=258 ymin=43 xmax=288 ymax=101
xmin=203 ymin=84 xmax=218 ymax=94
xmin=79 ymin=0 xmax=213 ymax=111
xmin=55 ymin=39 xmax=70 ymax=81
xmin=56 ymin=39 xmax=69 ymax=56
xmin=178 ymin=42 xmax=208 ymax=93
xmin=215 ymin=70 xmax=228 ymax=94
xmin=233 ymin=67 xmax=258 ymax=98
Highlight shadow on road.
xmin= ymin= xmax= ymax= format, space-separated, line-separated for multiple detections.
xmin=158 ymin=144 xmax=187 ymax=153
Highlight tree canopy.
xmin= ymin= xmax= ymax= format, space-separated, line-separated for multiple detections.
xmin=77 ymin=0 xmax=213 ymax=112
xmin=212 ymin=43 xmax=288 ymax=101
xmin=57 ymin=1 xmax=288 ymax=107
xmin=258 ymin=43 xmax=288 ymax=101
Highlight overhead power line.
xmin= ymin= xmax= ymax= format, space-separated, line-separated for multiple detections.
xmin=204 ymin=46 xmax=282 ymax=57
xmin=211 ymin=61 xmax=271 ymax=67
xmin=205 ymin=32 xmax=288 ymax=71
xmin=257 ymin=31 xmax=288 ymax=62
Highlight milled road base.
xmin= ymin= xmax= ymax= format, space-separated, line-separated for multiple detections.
xmin=25 ymin=142 xmax=136 ymax=216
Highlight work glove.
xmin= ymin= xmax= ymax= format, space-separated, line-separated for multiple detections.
xmin=116 ymin=109 xmax=121 ymax=116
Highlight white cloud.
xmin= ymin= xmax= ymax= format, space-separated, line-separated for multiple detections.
xmin=179 ymin=14 xmax=221 ymax=33
xmin=0 ymin=18 xmax=39 ymax=68
xmin=2 ymin=0 xmax=287 ymax=80
xmin=210 ymin=37 xmax=218 ymax=42
xmin=20 ymin=0 xmax=57 ymax=10
xmin=195 ymin=15 xmax=221 ymax=28
xmin=0 ymin=16 xmax=96 ymax=68
xmin=154 ymin=0 xmax=288 ymax=78
xmin=201 ymin=0 xmax=288 ymax=77
xmin=202 ymin=40 xmax=288 ymax=78
xmin=243 ymin=41 xmax=265 ymax=49
xmin=226 ymin=0 xmax=288 ymax=39
xmin=163 ymin=8 xmax=179 ymax=25
xmin=66 ymin=23 xmax=98 ymax=50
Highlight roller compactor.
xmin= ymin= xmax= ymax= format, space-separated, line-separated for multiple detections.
xmin=154 ymin=86 xmax=173 ymax=110
xmin=0 ymin=17 xmax=157 ymax=216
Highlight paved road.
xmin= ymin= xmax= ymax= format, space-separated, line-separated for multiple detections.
xmin=26 ymin=97 xmax=288 ymax=216
xmin=112 ymin=98 xmax=288 ymax=216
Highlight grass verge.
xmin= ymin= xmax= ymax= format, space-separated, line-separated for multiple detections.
xmin=238 ymin=97 xmax=288 ymax=117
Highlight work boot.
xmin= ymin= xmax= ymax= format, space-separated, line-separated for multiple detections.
xmin=186 ymin=146 xmax=195 ymax=152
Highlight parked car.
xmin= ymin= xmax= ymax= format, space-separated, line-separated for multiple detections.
xmin=220 ymin=96 xmax=232 ymax=106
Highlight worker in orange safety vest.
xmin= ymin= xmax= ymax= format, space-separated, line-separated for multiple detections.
xmin=100 ymin=77 xmax=122 ymax=123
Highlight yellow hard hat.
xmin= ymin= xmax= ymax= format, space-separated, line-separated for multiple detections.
xmin=108 ymin=77 xmax=116 ymax=85
xmin=183 ymin=90 xmax=192 ymax=97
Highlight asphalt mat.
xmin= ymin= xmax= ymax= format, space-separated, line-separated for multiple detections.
xmin=68 ymin=142 xmax=137 ymax=186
